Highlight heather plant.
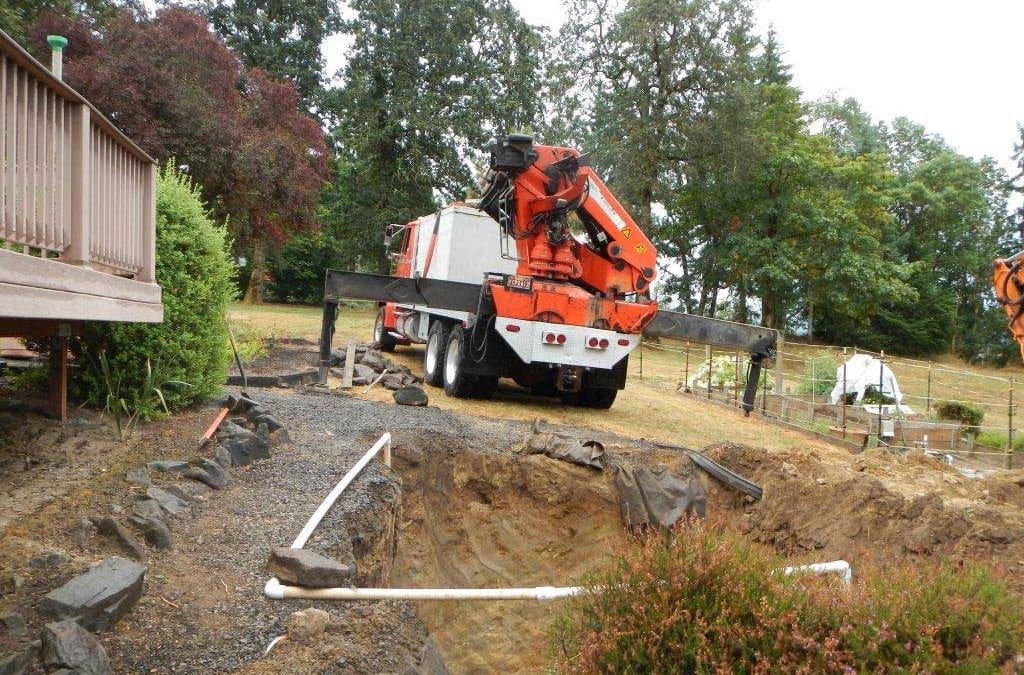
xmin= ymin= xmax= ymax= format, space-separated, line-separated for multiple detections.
xmin=550 ymin=521 xmax=1022 ymax=673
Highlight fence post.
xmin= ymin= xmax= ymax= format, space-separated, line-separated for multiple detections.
xmin=810 ymin=358 xmax=816 ymax=405
xmin=926 ymin=365 xmax=933 ymax=414
xmin=841 ymin=362 xmax=847 ymax=437
xmin=877 ymin=351 xmax=885 ymax=446
xmin=1007 ymin=379 xmax=1015 ymax=470
xmin=773 ymin=330 xmax=783 ymax=394
xmin=683 ymin=342 xmax=689 ymax=390
xmin=139 ymin=162 xmax=157 ymax=283
xmin=762 ymin=366 xmax=768 ymax=416
xmin=705 ymin=344 xmax=712 ymax=400
xmin=733 ymin=351 xmax=740 ymax=408
xmin=63 ymin=104 xmax=91 ymax=266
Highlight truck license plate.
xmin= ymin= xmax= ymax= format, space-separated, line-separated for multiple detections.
xmin=505 ymin=275 xmax=533 ymax=293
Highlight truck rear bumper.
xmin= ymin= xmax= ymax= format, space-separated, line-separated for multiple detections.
xmin=494 ymin=317 xmax=637 ymax=369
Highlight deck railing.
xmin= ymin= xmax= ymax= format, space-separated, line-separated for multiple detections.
xmin=0 ymin=29 xmax=155 ymax=281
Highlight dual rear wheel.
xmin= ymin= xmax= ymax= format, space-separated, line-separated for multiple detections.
xmin=422 ymin=320 xmax=497 ymax=399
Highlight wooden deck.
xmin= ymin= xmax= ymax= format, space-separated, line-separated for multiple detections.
xmin=0 ymin=29 xmax=163 ymax=419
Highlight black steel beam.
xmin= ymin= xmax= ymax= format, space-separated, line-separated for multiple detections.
xmin=646 ymin=310 xmax=776 ymax=358
xmin=324 ymin=270 xmax=482 ymax=313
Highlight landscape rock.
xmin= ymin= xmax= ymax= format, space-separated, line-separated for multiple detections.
xmin=212 ymin=445 xmax=233 ymax=469
xmin=184 ymin=459 xmax=231 ymax=489
xmin=167 ymin=482 xmax=210 ymax=502
xmin=286 ymin=608 xmax=330 ymax=644
xmin=40 ymin=557 xmax=146 ymax=632
xmin=380 ymin=373 xmax=407 ymax=391
xmin=147 ymin=460 xmax=189 ymax=474
xmin=131 ymin=499 xmax=165 ymax=522
xmin=41 ymin=620 xmax=112 ymax=674
xmin=352 ymin=363 xmax=376 ymax=381
xmin=267 ymin=548 xmax=354 ymax=588
xmin=269 ymin=428 xmax=293 ymax=449
xmin=70 ymin=518 xmax=97 ymax=550
xmin=94 ymin=517 xmax=145 ymax=560
xmin=0 ymin=640 xmax=38 ymax=675
xmin=0 ymin=612 xmax=26 ymax=638
xmin=256 ymin=422 xmax=269 ymax=440
xmin=359 ymin=351 xmax=386 ymax=372
xmin=352 ymin=376 xmax=370 ymax=386
xmin=217 ymin=427 xmax=270 ymax=466
xmin=251 ymin=414 xmax=283 ymax=433
xmin=28 ymin=551 xmax=67 ymax=569
xmin=145 ymin=487 xmax=191 ymax=517
xmin=0 ymin=570 xmax=24 ymax=593
xmin=394 ymin=387 xmax=429 ymax=407
xmin=128 ymin=516 xmax=173 ymax=550
xmin=124 ymin=467 xmax=151 ymax=487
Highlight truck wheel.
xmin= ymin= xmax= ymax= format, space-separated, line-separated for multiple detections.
xmin=443 ymin=327 xmax=477 ymax=398
xmin=472 ymin=376 xmax=499 ymax=399
xmin=423 ymin=320 xmax=450 ymax=387
xmin=373 ymin=307 xmax=398 ymax=352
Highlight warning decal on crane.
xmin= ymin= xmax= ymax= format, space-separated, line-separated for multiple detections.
xmin=586 ymin=177 xmax=628 ymax=231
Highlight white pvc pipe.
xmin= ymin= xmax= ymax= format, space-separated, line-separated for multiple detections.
xmin=290 ymin=432 xmax=392 ymax=549
xmin=783 ymin=560 xmax=852 ymax=586
xmin=264 ymin=577 xmax=581 ymax=601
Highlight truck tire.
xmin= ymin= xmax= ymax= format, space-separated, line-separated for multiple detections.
xmin=423 ymin=320 xmax=451 ymax=387
xmin=443 ymin=327 xmax=477 ymax=398
xmin=373 ymin=307 xmax=398 ymax=352
xmin=561 ymin=385 xmax=617 ymax=409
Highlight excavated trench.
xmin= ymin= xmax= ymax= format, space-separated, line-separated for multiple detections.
xmin=387 ymin=434 xmax=629 ymax=673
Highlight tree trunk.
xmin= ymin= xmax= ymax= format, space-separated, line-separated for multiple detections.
xmin=244 ymin=237 xmax=267 ymax=305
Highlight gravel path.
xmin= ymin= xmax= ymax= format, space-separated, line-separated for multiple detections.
xmin=101 ymin=388 xmax=524 ymax=674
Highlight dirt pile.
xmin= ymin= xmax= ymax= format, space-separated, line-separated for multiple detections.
xmin=704 ymin=442 xmax=1024 ymax=582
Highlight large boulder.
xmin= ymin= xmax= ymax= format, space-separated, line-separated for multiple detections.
xmin=41 ymin=620 xmax=112 ymax=674
xmin=267 ymin=548 xmax=354 ymax=588
xmin=39 ymin=557 xmax=146 ymax=632
xmin=394 ymin=387 xmax=428 ymax=407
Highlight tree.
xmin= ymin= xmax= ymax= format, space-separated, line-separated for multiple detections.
xmin=184 ymin=0 xmax=342 ymax=114
xmin=324 ymin=0 xmax=544 ymax=273
xmin=1 ymin=0 xmax=135 ymax=49
xmin=31 ymin=7 xmax=329 ymax=303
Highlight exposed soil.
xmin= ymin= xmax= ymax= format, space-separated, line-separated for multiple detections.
xmin=229 ymin=337 xmax=319 ymax=377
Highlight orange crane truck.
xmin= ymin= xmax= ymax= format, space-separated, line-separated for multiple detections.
xmin=319 ymin=135 xmax=776 ymax=410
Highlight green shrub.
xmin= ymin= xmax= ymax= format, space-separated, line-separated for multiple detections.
xmin=795 ymin=355 xmax=836 ymax=397
xmin=268 ymin=231 xmax=347 ymax=305
xmin=74 ymin=164 xmax=235 ymax=416
xmin=975 ymin=431 xmax=1024 ymax=452
xmin=550 ymin=522 xmax=1022 ymax=673
xmin=935 ymin=400 xmax=984 ymax=434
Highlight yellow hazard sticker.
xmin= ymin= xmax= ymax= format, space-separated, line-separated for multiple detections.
xmin=621 ymin=227 xmax=632 ymax=239
xmin=635 ymin=244 xmax=648 ymax=253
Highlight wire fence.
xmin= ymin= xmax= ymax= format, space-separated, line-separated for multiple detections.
xmin=630 ymin=337 xmax=1021 ymax=471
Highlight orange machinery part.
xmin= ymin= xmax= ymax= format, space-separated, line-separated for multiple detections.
xmin=994 ymin=256 xmax=1024 ymax=360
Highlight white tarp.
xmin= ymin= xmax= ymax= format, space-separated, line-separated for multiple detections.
xmin=827 ymin=354 xmax=910 ymax=412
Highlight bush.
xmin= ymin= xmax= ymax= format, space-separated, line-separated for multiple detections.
xmin=267 ymin=231 xmax=347 ymax=305
xmin=975 ymin=431 xmax=1024 ymax=452
xmin=935 ymin=400 xmax=985 ymax=434
xmin=74 ymin=164 xmax=235 ymax=415
xmin=795 ymin=355 xmax=836 ymax=397
xmin=549 ymin=522 xmax=1022 ymax=673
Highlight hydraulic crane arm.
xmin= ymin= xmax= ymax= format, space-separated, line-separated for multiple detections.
xmin=994 ymin=252 xmax=1024 ymax=360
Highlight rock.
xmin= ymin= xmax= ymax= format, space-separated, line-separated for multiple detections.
xmin=128 ymin=516 xmax=173 ymax=550
xmin=0 ymin=570 xmax=24 ymax=593
xmin=184 ymin=459 xmax=231 ymax=489
xmin=352 ymin=376 xmax=370 ymax=386
xmin=212 ymin=445 xmax=233 ymax=469
xmin=394 ymin=387 xmax=428 ymax=407
xmin=251 ymin=414 xmax=283 ymax=433
xmin=210 ymin=393 xmax=238 ymax=411
xmin=286 ymin=608 xmax=330 ymax=644
xmin=29 ymin=551 xmax=67 ymax=569
xmin=380 ymin=373 xmax=406 ymax=391
xmin=256 ymin=422 xmax=269 ymax=440
xmin=94 ymin=517 xmax=145 ymax=560
xmin=131 ymin=499 xmax=166 ymax=522
xmin=147 ymin=460 xmax=189 ymax=474
xmin=41 ymin=620 xmax=112 ymax=674
xmin=780 ymin=462 xmax=798 ymax=478
xmin=145 ymin=487 xmax=190 ymax=517
xmin=166 ymin=482 xmax=210 ymax=502
xmin=0 ymin=640 xmax=38 ymax=675
xmin=267 ymin=548 xmax=354 ymax=588
xmin=359 ymin=351 xmax=386 ymax=372
xmin=217 ymin=427 xmax=270 ymax=466
xmin=352 ymin=363 xmax=376 ymax=381
xmin=403 ymin=638 xmax=451 ymax=675
xmin=70 ymin=518 xmax=97 ymax=551
xmin=40 ymin=557 xmax=146 ymax=632
xmin=1 ymin=612 xmax=26 ymax=638
xmin=269 ymin=428 xmax=293 ymax=449
xmin=124 ymin=467 xmax=151 ymax=487
xmin=232 ymin=394 xmax=260 ymax=414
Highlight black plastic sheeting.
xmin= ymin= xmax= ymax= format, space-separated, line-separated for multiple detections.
xmin=614 ymin=465 xmax=706 ymax=529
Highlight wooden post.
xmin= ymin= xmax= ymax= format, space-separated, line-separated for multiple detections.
xmin=47 ymin=334 xmax=68 ymax=422
xmin=773 ymin=330 xmax=783 ymax=394
xmin=138 ymin=162 xmax=157 ymax=283
xmin=841 ymin=362 xmax=847 ymax=437
xmin=317 ymin=301 xmax=338 ymax=385
xmin=341 ymin=337 xmax=356 ymax=389
xmin=683 ymin=342 xmax=689 ymax=390
xmin=638 ymin=340 xmax=643 ymax=381
xmin=705 ymin=344 xmax=712 ymax=400
xmin=63 ymin=104 xmax=91 ymax=266
xmin=810 ymin=358 xmax=816 ymax=405
xmin=733 ymin=351 xmax=740 ymax=408
xmin=1007 ymin=380 xmax=1015 ymax=470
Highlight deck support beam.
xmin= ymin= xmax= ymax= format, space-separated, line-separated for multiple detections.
xmin=47 ymin=335 xmax=68 ymax=422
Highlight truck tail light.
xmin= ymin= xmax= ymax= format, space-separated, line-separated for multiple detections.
xmin=599 ymin=338 xmax=609 ymax=349
xmin=586 ymin=336 xmax=607 ymax=350
xmin=505 ymin=324 xmax=520 ymax=333
xmin=617 ymin=338 xmax=630 ymax=346
xmin=543 ymin=332 xmax=565 ymax=345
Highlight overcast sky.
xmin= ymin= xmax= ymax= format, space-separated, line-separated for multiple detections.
xmin=490 ymin=0 xmax=1024 ymax=177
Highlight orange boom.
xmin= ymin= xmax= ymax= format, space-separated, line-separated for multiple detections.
xmin=994 ymin=252 xmax=1024 ymax=360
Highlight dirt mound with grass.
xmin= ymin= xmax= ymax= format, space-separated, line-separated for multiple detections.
xmin=703 ymin=442 xmax=1024 ymax=583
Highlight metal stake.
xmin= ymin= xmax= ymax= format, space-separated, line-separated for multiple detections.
xmin=1008 ymin=380 xmax=1015 ymax=470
